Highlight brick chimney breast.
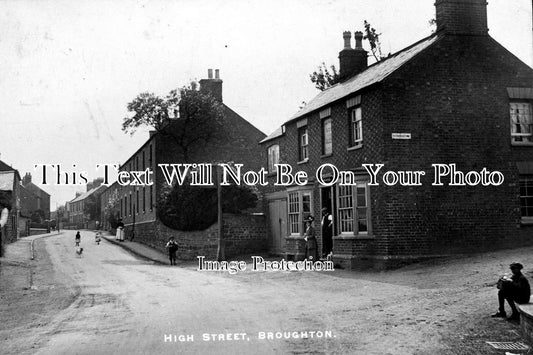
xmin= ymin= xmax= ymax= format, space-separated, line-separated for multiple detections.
xmin=199 ymin=68 xmax=223 ymax=102
xmin=435 ymin=0 xmax=488 ymax=35
xmin=339 ymin=31 xmax=368 ymax=81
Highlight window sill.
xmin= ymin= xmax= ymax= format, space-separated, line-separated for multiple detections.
xmin=333 ymin=233 xmax=374 ymax=240
xmin=521 ymin=218 xmax=533 ymax=226
xmin=347 ymin=144 xmax=363 ymax=151
xmin=285 ymin=235 xmax=305 ymax=239
xmin=321 ymin=153 xmax=333 ymax=159
xmin=297 ymin=159 xmax=309 ymax=165
xmin=511 ymin=142 xmax=533 ymax=147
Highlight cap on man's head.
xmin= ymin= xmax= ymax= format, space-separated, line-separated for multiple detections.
xmin=510 ymin=262 xmax=524 ymax=270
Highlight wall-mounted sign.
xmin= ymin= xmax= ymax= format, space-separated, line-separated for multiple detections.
xmin=392 ymin=133 xmax=411 ymax=140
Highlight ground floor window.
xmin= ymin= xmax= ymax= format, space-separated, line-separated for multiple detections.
xmin=520 ymin=175 xmax=533 ymax=219
xmin=336 ymin=182 xmax=371 ymax=236
xmin=287 ymin=189 xmax=312 ymax=235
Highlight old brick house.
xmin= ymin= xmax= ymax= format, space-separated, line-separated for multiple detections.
xmin=68 ymin=184 xmax=105 ymax=229
xmin=101 ymin=70 xmax=267 ymax=258
xmin=260 ymin=0 xmax=533 ymax=269
xmin=21 ymin=172 xmax=51 ymax=222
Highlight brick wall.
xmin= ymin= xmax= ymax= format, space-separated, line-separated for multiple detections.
xmin=260 ymin=32 xmax=533 ymax=269
xmin=125 ymin=213 xmax=267 ymax=260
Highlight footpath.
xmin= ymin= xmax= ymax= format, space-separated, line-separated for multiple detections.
xmin=102 ymin=233 xmax=178 ymax=266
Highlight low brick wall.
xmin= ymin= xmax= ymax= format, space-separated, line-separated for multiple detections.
xmin=123 ymin=213 xmax=267 ymax=260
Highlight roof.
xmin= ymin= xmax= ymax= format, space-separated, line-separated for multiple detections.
xmin=0 ymin=171 xmax=15 ymax=191
xmin=70 ymin=185 xmax=105 ymax=203
xmin=23 ymin=181 xmax=50 ymax=197
xmin=289 ymin=34 xmax=439 ymax=122
xmin=260 ymin=126 xmax=284 ymax=144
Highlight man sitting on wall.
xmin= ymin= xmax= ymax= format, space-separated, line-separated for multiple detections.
xmin=492 ymin=262 xmax=531 ymax=321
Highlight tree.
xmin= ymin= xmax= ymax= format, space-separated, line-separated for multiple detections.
xmin=31 ymin=209 xmax=45 ymax=224
xmin=309 ymin=20 xmax=387 ymax=91
xmin=158 ymin=177 xmax=258 ymax=231
xmin=83 ymin=194 xmax=98 ymax=221
xmin=310 ymin=63 xmax=340 ymax=91
xmin=122 ymin=83 xmax=225 ymax=162
xmin=363 ymin=20 xmax=388 ymax=62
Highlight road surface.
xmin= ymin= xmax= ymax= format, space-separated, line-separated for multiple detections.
xmin=1 ymin=230 xmax=531 ymax=355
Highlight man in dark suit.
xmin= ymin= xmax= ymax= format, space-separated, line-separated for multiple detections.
xmin=492 ymin=262 xmax=531 ymax=320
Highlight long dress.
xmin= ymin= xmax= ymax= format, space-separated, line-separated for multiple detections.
xmin=305 ymin=225 xmax=318 ymax=261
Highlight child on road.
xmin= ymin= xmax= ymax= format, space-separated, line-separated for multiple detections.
xmin=165 ymin=237 xmax=179 ymax=265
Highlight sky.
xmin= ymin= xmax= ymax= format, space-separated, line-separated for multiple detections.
xmin=0 ymin=0 xmax=532 ymax=209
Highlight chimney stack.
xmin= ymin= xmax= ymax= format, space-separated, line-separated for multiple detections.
xmin=199 ymin=68 xmax=223 ymax=102
xmin=435 ymin=0 xmax=488 ymax=35
xmin=339 ymin=31 xmax=368 ymax=81
xmin=343 ymin=31 xmax=352 ymax=49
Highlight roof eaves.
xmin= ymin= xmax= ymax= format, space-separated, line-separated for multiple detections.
xmin=286 ymin=34 xmax=440 ymax=124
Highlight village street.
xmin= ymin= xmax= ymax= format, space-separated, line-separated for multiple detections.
xmin=1 ymin=230 xmax=532 ymax=355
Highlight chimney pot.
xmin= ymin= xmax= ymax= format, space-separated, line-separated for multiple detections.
xmin=208 ymin=69 xmax=213 ymax=79
xmin=215 ymin=69 xmax=220 ymax=79
xmin=354 ymin=31 xmax=363 ymax=49
xmin=342 ymin=31 xmax=352 ymax=49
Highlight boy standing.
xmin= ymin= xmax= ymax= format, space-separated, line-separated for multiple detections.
xmin=165 ymin=237 xmax=179 ymax=265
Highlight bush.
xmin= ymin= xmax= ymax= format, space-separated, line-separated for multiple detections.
xmin=158 ymin=179 xmax=258 ymax=231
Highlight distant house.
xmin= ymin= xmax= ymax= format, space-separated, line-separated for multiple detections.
xmin=101 ymin=70 xmax=267 ymax=258
xmin=68 ymin=184 xmax=106 ymax=229
xmin=20 ymin=173 xmax=51 ymax=222
xmin=260 ymin=0 xmax=533 ymax=268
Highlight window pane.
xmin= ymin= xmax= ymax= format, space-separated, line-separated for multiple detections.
xmin=288 ymin=192 xmax=300 ymax=234
xmin=510 ymin=102 xmax=533 ymax=143
xmin=298 ymin=127 xmax=309 ymax=161
xmin=302 ymin=192 xmax=311 ymax=213
xmin=338 ymin=186 xmax=354 ymax=233
xmin=520 ymin=176 xmax=533 ymax=217
xmin=268 ymin=144 xmax=279 ymax=172
xmin=351 ymin=107 xmax=363 ymax=145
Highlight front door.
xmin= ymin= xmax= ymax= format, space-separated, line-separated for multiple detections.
xmin=320 ymin=186 xmax=335 ymax=256
xmin=268 ymin=199 xmax=287 ymax=254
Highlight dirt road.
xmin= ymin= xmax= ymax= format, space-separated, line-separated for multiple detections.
xmin=1 ymin=230 xmax=531 ymax=354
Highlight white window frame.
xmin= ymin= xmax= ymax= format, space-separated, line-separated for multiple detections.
xmin=287 ymin=189 xmax=313 ymax=236
xmin=336 ymin=182 xmax=371 ymax=236
xmin=350 ymin=107 xmax=363 ymax=147
xmin=510 ymin=102 xmax=533 ymax=145
xmin=298 ymin=126 xmax=309 ymax=162
xmin=520 ymin=175 xmax=533 ymax=222
xmin=267 ymin=144 xmax=280 ymax=173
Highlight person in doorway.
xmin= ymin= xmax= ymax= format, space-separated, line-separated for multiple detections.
xmin=165 ymin=237 xmax=179 ymax=265
xmin=0 ymin=194 xmax=10 ymax=258
xmin=491 ymin=262 xmax=531 ymax=321
xmin=304 ymin=216 xmax=318 ymax=261
xmin=75 ymin=231 xmax=81 ymax=246
xmin=321 ymin=208 xmax=333 ymax=257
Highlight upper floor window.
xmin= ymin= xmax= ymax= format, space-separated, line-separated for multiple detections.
xmin=267 ymin=144 xmax=280 ymax=173
xmin=510 ymin=102 xmax=533 ymax=145
xmin=350 ymin=107 xmax=363 ymax=147
xmin=347 ymin=95 xmax=362 ymax=148
xmin=298 ymin=127 xmax=309 ymax=162
xmin=322 ymin=118 xmax=332 ymax=155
